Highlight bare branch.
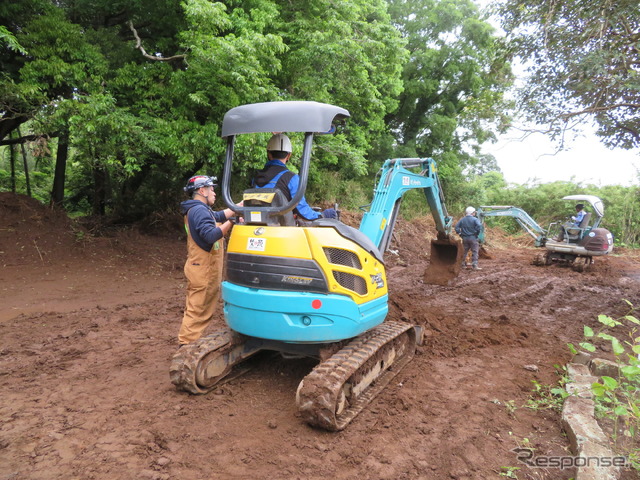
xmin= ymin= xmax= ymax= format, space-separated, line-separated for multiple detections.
xmin=559 ymin=103 xmax=640 ymax=121
xmin=0 ymin=133 xmax=56 ymax=147
xmin=127 ymin=21 xmax=186 ymax=62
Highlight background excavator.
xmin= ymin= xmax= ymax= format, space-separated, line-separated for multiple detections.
xmin=170 ymin=101 xmax=462 ymax=431
xmin=478 ymin=194 xmax=614 ymax=272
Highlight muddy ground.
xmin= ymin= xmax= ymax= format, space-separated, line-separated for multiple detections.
xmin=1 ymin=192 xmax=639 ymax=480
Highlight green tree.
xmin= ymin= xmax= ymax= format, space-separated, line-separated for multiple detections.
xmin=2 ymin=0 xmax=520 ymax=221
xmin=1 ymin=0 xmax=287 ymax=214
xmin=0 ymin=0 xmax=52 ymax=146
xmin=273 ymin=0 xmax=407 ymax=177
xmin=386 ymin=0 xmax=514 ymax=188
xmin=496 ymin=0 xmax=640 ymax=149
xmin=2 ymin=0 xmax=413 ymax=215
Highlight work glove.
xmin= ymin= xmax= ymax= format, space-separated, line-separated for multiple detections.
xmin=321 ymin=208 xmax=338 ymax=219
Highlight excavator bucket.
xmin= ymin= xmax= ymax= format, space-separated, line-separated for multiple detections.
xmin=423 ymin=235 xmax=463 ymax=285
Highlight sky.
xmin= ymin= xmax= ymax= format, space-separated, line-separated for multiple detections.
xmin=482 ymin=127 xmax=640 ymax=187
xmin=475 ymin=0 xmax=640 ymax=187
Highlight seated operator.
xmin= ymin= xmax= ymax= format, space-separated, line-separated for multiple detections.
xmin=554 ymin=203 xmax=586 ymax=242
xmin=251 ymin=133 xmax=337 ymax=222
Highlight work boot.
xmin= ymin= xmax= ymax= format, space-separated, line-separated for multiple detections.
xmin=461 ymin=262 xmax=468 ymax=269
xmin=472 ymin=264 xmax=482 ymax=270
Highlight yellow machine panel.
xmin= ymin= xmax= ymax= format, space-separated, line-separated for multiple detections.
xmin=227 ymin=225 xmax=313 ymax=259
xmin=226 ymin=224 xmax=388 ymax=305
xmin=304 ymin=227 xmax=387 ymax=304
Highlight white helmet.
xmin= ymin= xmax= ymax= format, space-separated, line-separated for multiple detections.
xmin=465 ymin=206 xmax=476 ymax=215
xmin=267 ymin=133 xmax=292 ymax=153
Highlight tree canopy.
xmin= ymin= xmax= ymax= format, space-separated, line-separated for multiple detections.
xmin=496 ymin=0 xmax=640 ymax=149
xmin=2 ymin=0 xmax=512 ymax=217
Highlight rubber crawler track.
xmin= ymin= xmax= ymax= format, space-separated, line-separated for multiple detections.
xmin=296 ymin=321 xmax=418 ymax=431
xmin=169 ymin=330 xmax=235 ymax=394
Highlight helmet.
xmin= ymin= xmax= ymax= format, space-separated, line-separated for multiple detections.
xmin=267 ymin=133 xmax=292 ymax=153
xmin=184 ymin=175 xmax=217 ymax=194
xmin=465 ymin=206 xmax=476 ymax=215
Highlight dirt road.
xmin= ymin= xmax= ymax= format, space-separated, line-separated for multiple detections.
xmin=1 ymin=193 xmax=639 ymax=479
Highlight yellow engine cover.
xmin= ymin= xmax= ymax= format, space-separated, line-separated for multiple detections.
xmin=227 ymin=225 xmax=387 ymax=305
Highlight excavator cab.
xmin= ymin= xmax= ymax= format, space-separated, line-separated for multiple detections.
xmin=219 ymin=101 xmax=348 ymax=225
xmin=547 ymin=194 xmax=604 ymax=244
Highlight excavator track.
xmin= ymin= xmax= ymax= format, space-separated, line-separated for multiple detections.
xmin=169 ymin=329 xmax=256 ymax=394
xmin=296 ymin=321 xmax=422 ymax=431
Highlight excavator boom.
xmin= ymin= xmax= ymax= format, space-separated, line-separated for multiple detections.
xmin=478 ymin=206 xmax=547 ymax=247
xmin=360 ymin=158 xmax=462 ymax=285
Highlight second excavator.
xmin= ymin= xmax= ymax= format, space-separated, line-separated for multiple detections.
xmin=170 ymin=101 xmax=461 ymax=430
xmin=478 ymin=195 xmax=614 ymax=271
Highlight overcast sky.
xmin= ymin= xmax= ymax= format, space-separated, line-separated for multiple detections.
xmin=483 ymin=127 xmax=640 ymax=187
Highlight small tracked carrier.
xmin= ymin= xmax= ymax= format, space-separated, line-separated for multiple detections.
xmin=170 ymin=101 xmax=461 ymax=430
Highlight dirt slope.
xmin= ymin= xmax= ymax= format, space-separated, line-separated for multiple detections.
xmin=1 ymin=192 xmax=639 ymax=480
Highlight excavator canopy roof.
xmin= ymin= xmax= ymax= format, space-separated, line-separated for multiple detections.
xmin=562 ymin=195 xmax=605 ymax=218
xmin=221 ymin=101 xmax=350 ymax=137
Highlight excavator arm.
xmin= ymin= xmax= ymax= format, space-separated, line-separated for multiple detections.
xmin=359 ymin=158 xmax=453 ymax=251
xmin=359 ymin=158 xmax=462 ymax=285
xmin=477 ymin=206 xmax=547 ymax=247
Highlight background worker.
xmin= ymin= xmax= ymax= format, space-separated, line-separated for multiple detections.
xmin=178 ymin=175 xmax=239 ymax=346
xmin=252 ymin=133 xmax=336 ymax=221
xmin=455 ymin=206 xmax=483 ymax=270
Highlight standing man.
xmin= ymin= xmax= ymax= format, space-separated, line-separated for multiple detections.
xmin=455 ymin=206 xmax=483 ymax=270
xmin=252 ymin=133 xmax=336 ymax=221
xmin=178 ymin=175 xmax=236 ymax=346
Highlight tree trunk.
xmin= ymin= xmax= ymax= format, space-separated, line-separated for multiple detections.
xmin=17 ymin=126 xmax=32 ymax=197
xmin=51 ymin=127 xmax=69 ymax=207
xmin=92 ymin=163 xmax=108 ymax=215
xmin=9 ymin=135 xmax=16 ymax=193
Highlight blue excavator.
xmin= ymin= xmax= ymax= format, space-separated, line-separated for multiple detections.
xmin=478 ymin=195 xmax=614 ymax=271
xmin=170 ymin=101 xmax=462 ymax=430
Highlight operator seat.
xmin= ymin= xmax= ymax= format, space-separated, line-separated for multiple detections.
xmin=242 ymin=188 xmax=296 ymax=226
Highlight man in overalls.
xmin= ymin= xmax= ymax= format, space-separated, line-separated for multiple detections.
xmin=178 ymin=175 xmax=236 ymax=346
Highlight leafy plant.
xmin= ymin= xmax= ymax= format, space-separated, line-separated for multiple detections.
xmin=568 ymin=300 xmax=640 ymax=464
xmin=525 ymin=366 xmax=570 ymax=412
xmin=498 ymin=465 xmax=520 ymax=478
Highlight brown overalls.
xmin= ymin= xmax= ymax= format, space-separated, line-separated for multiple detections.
xmin=178 ymin=214 xmax=225 ymax=344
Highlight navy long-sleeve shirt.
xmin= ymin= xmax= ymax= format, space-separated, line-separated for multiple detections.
xmin=455 ymin=215 xmax=483 ymax=238
xmin=180 ymin=199 xmax=227 ymax=252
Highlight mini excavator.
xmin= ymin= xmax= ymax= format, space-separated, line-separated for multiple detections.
xmin=170 ymin=101 xmax=462 ymax=430
xmin=478 ymin=195 xmax=614 ymax=271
